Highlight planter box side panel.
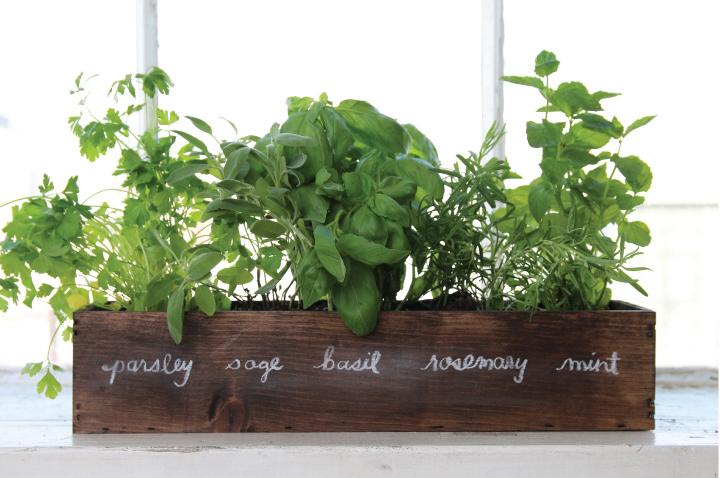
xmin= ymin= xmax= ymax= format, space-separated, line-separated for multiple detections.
xmin=72 ymin=307 xmax=655 ymax=433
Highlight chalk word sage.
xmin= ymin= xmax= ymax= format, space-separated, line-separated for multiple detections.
xmin=225 ymin=357 xmax=284 ymax=383
xmin=555 ymin=352 xmax=621 ymax=375
xmin=421 ymin=354 xmax=528 ymax=384
xmin=314 ymin=345 xmax=381 ymax=374
xmin=100 ymin=353 xmax=193 ymax=387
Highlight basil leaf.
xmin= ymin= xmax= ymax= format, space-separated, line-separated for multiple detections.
xmin=313 ymin=225 xmax=346 ymax=282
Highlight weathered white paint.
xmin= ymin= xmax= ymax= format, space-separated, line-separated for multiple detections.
xmin=481 ymin=0 xmax=505 ymax=160
xmin=136 ymin=0 xmax=159 ymax=132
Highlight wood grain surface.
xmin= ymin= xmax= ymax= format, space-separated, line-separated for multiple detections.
xmin=73 ymin=302 xmax=655 ymax=433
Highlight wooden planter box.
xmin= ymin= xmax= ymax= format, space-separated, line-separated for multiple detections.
xmin=72 ymin=301 xmax=655 ymax=433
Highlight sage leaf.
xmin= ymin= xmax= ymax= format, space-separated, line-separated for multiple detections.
xmin=167 ymin=284 xmax=186 ymax=345
xmin=250 ymin=219 xmax=286 ymax=239
xmin=194 ymin=285 xmax=216 ymax=316
xmin=187 ymin=251 xmax=223 ymax=281
xmin=167 ymin=162 xmax=208 ymax=185
xmin=185 ymin=116 xmax=213 ymax=135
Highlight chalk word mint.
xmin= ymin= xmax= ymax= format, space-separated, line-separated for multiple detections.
xmin=225 ymin=357 xmax=283 ymax=383
xmin=100 ymin=353 xmax=193 ymax=387
xmin=421 ymin=354 xmax=528 ymax=384
xmin=314 ymin=345 xmax=381 ymax=374
xmin=555 ymin=352 xmax=621 ymax=375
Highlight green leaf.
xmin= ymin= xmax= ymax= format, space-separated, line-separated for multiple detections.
xmin=297 ymin=251 xmax=334 ymax=308
xmin=570 ymin=123 xmax=611 ymax=149
xmin=157 ymin=109 xmax=179 ymax=125
xmin=217 ymin=266 xmax=253 ymax=287
xmin=250 ymin=219 xmax=286 ymax=239
xmin=502 ymin=75 xmax=545 ymax=89
xmin=224 ymin=147 xmax=251 ymax=179
xmin=619 ymin=220 xmax=651 ymax=246
xmin=315 ymin=168 xmax=331 ymax=185
xmin=187 ymin=251 xmax=223 ymax=281
xmin=624 ymin=115 xmax=656 ymax=136
xmin=378 ymin=176 xmax=417 ymax=203
xmin=21 ymin=362 xmax=43 ymax=377
xmin=332 ymin=261 xmax=379 ymax=336
xmin=342 ymin=171 xmax=375 ymax=203
xmin=167 ymin=162 xmax=208 ymax=185
xmin=394 ymin=158 xmax=443 ymax=200
xmin=203 ymin=198 xmax=263 ymax=220
xmin=171 ymin=130 xmax=209 ymax=153
xmin=613 ymin=155 xmax=653 ymax=192
xmin=534 ymin=50 xmax=560 ymax=76
xmin=319 ymin=106 xmax=354 ymax=160
xmin=369 ymin=193 xmax=410 ymax=226
xmin=551 ymin=82 xmax=601 ymax=115
xmin=185 ymin=116 xmax=212 ymax=135
xmin=313 ymin=225 xmax=346 ymax=282
xmin=348 ymin=206 xmax=388 ymax=244
xmin=526 ymin=120 xmax=564 ymax=148
xmin=167 ymin=284 xmax=185 ymax=344
xmin=36 ymin=370 xmax=62 ymax=399
xmin=280 ymin=112 xmax=332 ymax=181
xmin=194 ymin=285 xmax=216 ymax=316
xmin=275 ymin=132 xmax=314 ymax=147
xmin=404 ymin=123 xmax=439 ymax=165
xmin=337 ymin=234 xmax=409 ymax=266
xmin=528 ymin=180 xmax=554 ymax=221
xmin=335 ymin=99 xmax=409 ymax=154
xmin=291 ymin=185 xmax=329 ymax=223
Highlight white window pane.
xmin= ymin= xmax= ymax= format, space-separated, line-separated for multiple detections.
xmin=0 ymin=0 xmax=135 ymax=366
xmin=158 ymin=0 xmax=484 ymax=163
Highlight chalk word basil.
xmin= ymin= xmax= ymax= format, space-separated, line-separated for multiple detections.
xmin=100 ymin=353 xmax=193 ymax=387
xmin=225 ymin=357 xmax=284 ymax=383
xmin=421 ymin=353 xmax=528 ymax=384
xmin=313 ymin=345 xmax=381 ymax=374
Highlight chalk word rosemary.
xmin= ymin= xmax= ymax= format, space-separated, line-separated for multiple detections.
xmin=225 ymin=357 xmax=284 ymax=383
xmin=421 ymin=354 xmax=529 ymax=384
xmin=313 ymin=345 xmax=381 ymax=374
xmin=555 ymin=352 xmax=621 ymax=375
xmin=100 ymin=353 xmax=193 ymax=387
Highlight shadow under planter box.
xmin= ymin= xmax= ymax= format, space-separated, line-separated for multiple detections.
xmin=72 ymin=301 xmax=655 ymax=433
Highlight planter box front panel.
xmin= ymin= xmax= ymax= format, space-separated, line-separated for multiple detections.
xmin=73 ymin=304 xmax=655 ymax=433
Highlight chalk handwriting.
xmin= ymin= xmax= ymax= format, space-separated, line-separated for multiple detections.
xmin=100 ymin=353 xmax=193 ymax=387
xmin=313 ymin=345 xmax=381 ymax=374
xmin=421 ymin=354 xmax=528 ymax=384
xmin=225 ymin=357 xmax=284 ymax=383
xmin=555 ymin=352 xmax=621 ymax=375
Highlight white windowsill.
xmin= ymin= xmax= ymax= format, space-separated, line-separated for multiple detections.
xmin=0 ymin=369 xmax=716 ymax=477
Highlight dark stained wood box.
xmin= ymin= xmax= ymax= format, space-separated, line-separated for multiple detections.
xmin=72 ymin=301 xmax=655 ymax=433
